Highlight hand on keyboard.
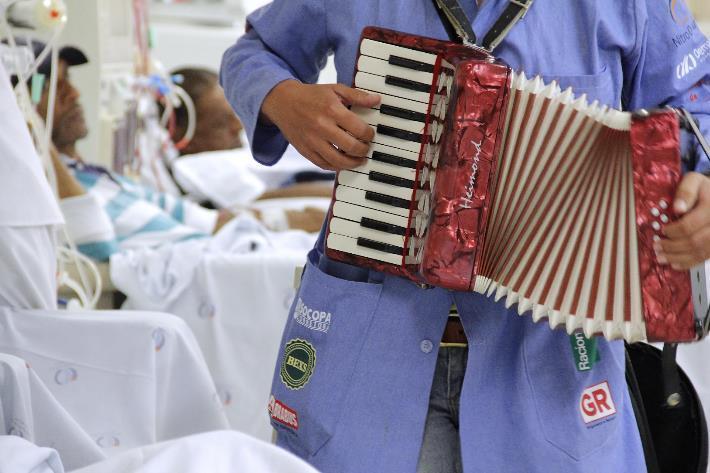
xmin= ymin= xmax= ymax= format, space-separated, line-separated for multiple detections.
xmin=261 ymin=80 xmax=380 ymax=170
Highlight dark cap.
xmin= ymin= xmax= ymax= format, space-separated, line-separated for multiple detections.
xmin=8 ymin=38 xmax=88 ymax=85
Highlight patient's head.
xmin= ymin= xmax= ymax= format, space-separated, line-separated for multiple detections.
xmin=172 ymin=67 xmax=244 ymax=155
xmin=32 ymin=43 xmax=89 ymax=158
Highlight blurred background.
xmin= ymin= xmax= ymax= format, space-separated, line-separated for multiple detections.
xmin=49 ymin=0 xmax=710 ymax=169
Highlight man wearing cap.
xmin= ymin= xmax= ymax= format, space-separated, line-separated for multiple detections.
xmin=23 ymin=40 xmax=331 ymax=261
xmin=18 ymin=40 xmax=233 ymax=261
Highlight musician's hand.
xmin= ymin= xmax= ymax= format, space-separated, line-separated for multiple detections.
xmin=261 ymin=80 xmax=380 ymax=171
xmin=655 ymin=172 xmax=710 ymax=270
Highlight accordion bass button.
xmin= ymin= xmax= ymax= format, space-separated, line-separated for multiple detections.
xmin=659 ymin=200 xmax=668 ymax=209
xmin=651 ymin=207 xmax=660 ymax=217
xmin=652 ymin=221 xmax=661 ymax=231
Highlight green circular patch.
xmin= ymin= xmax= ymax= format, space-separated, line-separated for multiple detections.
xmin=280 ymin=339 xmax=317 ymax=390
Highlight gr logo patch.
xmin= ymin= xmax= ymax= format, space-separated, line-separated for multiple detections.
xmin=280 ymin=339 xmax=317 ymax=390
xmin=580 ymin=381 xmax=617 ymax=424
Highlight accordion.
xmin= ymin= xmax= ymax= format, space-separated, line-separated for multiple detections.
xmin=324 ymin=26 xmax=710 ymax=343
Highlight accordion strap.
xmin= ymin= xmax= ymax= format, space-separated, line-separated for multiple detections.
xmin=482 ymin=0 xmax=534 ymax=51
xmin=433 ymin=0 xmax=477 ymax=45
xmin=432 ymin=0 xmax=535 ymax=51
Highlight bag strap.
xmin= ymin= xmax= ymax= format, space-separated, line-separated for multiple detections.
xmin=432 ymin=0 xmax=535 ymax=51
xmin=625 ymin=344 xmax=662 ymax=473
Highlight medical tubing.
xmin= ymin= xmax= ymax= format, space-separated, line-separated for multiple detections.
xmin=44 ymin=43 xmax=59 ymax=160
xmin=172 ymin=85 xmax=196 ymax=149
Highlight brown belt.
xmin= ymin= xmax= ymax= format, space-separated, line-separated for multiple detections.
xmin=441 ymin=316 xmax=467 ymax=345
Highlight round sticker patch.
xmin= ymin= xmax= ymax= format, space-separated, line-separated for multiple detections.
xmin=280 ymin=339 xmax=316 ymax=390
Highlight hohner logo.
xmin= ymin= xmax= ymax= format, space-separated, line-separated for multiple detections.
xmin=293 ymin=298 xmax=332 ymax=333
xmin=461 ymin=139 xmax=483 ymax=209
xmin=579 ymin=381 xmax=617 ymax=424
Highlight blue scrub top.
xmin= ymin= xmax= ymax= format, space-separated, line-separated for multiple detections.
xmin=221 ymin=1 xmax=710 ymax=471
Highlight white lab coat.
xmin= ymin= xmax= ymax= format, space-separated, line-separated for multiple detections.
xmin=0 ymin=307 xmax=230 ymax=470
xmin=111 ymin=214 xmax=315 ymax=440
xmin=0 ymin=431 xmax=321 ymax=473
xmin=0 ymin=62 xmax=63 ymax=310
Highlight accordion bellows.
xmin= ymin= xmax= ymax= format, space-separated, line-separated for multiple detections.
xmin=325 ymin=27 xmax=706 ymax=343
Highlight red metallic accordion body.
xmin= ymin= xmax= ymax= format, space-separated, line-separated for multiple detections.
xmin=324 ymin=27 xmax=705 ymax=343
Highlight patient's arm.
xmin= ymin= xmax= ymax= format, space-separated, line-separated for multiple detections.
xmin=257 ymin=182 xmax=333 ymax=200
xmin=50 ymin=146 xmax=85 ymax=199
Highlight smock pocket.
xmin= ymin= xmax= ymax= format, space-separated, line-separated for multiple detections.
xmin=523 ymin=323 xmax=624 ymax=460
xmin=268 ymin=249 xmax=383 ymax=457
xmin=539 ymin=67 xmax=612 ymax=104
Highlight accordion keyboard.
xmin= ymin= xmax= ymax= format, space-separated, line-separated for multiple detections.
xmin=327 ymin=39 xmax=451 ymax=266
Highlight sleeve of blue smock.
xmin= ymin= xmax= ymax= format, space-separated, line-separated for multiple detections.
xmin=220 ymin=0 xmax=331 ymax=166
xmin=623 ymin=0 xmax=710 ymax=173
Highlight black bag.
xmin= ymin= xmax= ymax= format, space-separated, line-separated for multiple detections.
xmin=626 ymin=342 xmax=709 ymax=473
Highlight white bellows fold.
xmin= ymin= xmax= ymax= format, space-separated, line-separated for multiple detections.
xmin=474 ymin=72 xmax=646 ymax=342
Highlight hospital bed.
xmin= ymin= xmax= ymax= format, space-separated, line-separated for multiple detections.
xmin=0 ymin=307 xmax=229 ymax=470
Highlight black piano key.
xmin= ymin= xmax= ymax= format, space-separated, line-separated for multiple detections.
xmin=380 ymin=104 xmax=427 ymax=123
xmin=365 ymin=190 xmax=411 ymax=209
xmin=388 ymin=55 xmax=435 ymax=73
xmin=377 ymin=124 xmax=423 ymax=143
xmin=369 ymin=171 xmax=415 ymax=189
xmin=372 ymin=151 xmax=418 ymax=169
xmin=357 ymin=237 xmax=403 ymax=256
xmin=385 ymin=75 xmax=431 ymax=94
xmin=361 ymin=217 xmax=407 ymax=236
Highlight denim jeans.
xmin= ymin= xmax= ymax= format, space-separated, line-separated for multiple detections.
xmin=416 ymin=346 xmax=468 ymax=473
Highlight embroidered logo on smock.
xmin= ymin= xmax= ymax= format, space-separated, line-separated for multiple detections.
xmin=293 ymin=298 xmax=332 ymax=333
xmin=676 ymin=39 xmax=710 ymax=80
xmin=268 ymin=395 xmax=299 ymax=430
xmin=569 ymin=331 xmax=600 ymax=371
xmin=580 ymin=381 xmax=617 ymax=424
xmin=280 ymin=339 xmax=316 ymax=390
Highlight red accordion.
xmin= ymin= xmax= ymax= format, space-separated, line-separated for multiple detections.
xmin=324 ymin=26 xmax=709 ymax=343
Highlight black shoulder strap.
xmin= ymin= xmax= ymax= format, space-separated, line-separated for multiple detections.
xmin=482 ymin=0 xmax=534 ymax=51
xmin=433 ymin=0 xmax=476 ymax=45
xmin=433 ymin=0 xmax=534 ymax=52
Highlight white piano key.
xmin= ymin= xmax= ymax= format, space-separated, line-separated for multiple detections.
xmin=339 ymin=170 xmax=417 ymax=200
xmin=353 ymin=156 xmax=418 ymax=181
xmin=353 ymin=107 xmax=427 ymax=134
xmin=356 ymin=71 xmax=431 ymax=104
xmin=360 ymin=38 xmax=438 ymax=66
xmin=327 ymin=232 xmax=403 ymax=265
xmin=335 ymin=185 xmax=411 ymax=218
xmin=332 ymin=200 xmax=412 ymax=228
xmin=358 ymin=55 xmax=434 ymax=86
xmin=330 ymin=217 xmax=407 ymax=247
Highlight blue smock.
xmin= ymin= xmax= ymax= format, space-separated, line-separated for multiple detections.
xmin=221 ymin=1 xmax=710 ymax=471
